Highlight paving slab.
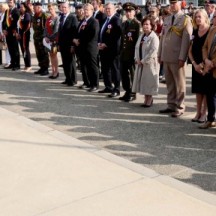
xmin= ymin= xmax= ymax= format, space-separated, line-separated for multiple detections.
xmin=0 ymin=107 xmax=216 ymax=215
xmin=0 ymin=42 xmax=216 ymax=196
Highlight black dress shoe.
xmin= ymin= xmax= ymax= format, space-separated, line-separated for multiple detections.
xmin=88 ymin=87 xmax=98 ymax=92
xmin=159 ymin=108 xmax=174 ymax=113
xmin=61 ymin=80 xmax=67 ymax=84
xmin=78 ymin=84 xmax=90 ymax=89
xmin=40 ymin=70 xmax=49 ymax=76
xmin=34 ymin=69 xmax=42 ymax=74
xmin=4 ymin=64 xmax=13 ymax=69
xmin=108 ymin=92 xmax=120 ymax=98
xmin=12 ymin=66 xmax=20 ymax=71
xmin=98 ymin=88 xmax=112 ymax=93
xmin=119 ymin=94 xmax=128 ymax=100
xmin=124 ymin=96 xmax=136 ymax=102
xmin=67 ymin=83 xmax=74 ymax=86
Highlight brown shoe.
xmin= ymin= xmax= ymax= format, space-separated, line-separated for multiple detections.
xmin=171 ymin=111 xmax=183 ymax=118
xmin=199 ymin=121 xmax=216 ymax=129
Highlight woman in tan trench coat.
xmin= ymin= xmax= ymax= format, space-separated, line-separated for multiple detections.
xmin=132 ymin=16 xmax=159 ymax=107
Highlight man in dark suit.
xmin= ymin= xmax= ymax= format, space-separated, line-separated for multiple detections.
xmin=58 ymin=1 xmax=78 ymax=86
xmin=91 ymin=0 xmax=106 ymax=29
xmin=73 ymin=3 xmax=99 ymax=92
xmin=98 ymin=3 xmax=122 ymax=97
xmin=119 ymin=2 xmax=140 ymax=102
xmin=3 ymin=0 xmax=20 ymax=70
xmin=91 ymin=0 xmax=106 ymax=80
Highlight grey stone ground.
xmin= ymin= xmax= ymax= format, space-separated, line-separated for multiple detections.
xmin=0 ymin=42 xmax=215 ymax=195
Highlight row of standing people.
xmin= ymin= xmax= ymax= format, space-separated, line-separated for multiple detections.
xmin=1 ymin=0 xmax=215 ymax=130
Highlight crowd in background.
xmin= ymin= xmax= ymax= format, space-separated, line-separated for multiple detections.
xmin=0 ymin=0 xmax=215 ymax=130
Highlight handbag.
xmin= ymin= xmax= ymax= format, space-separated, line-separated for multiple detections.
xmin=0 ymin=40 xmax=7 ymax=50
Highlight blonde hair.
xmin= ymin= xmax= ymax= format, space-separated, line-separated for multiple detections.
xmin=84 ymin=3 xmax=94 ymax=11
xmin=0 ymin=3 xmax=9 ymax=12
xmin=48 ymin=3 xmax=56 ymax=9
xmin=193 ymin=9 xmax=210 ymax=29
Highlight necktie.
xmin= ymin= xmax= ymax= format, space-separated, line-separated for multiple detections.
xmin=59 ymin=14 xmax=65 ymax=29
xmin=100 ymin=18 xmax=109 ymax=42
xmin=171 ymin=15 xmax=175 ymax=25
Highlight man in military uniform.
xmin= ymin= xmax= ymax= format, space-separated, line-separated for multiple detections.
xmin=119 ymin=2 xmax=140 ymax=102
xmin=158 ymin=0 xmax=192 ymax=117
xmin=32 ymin=0 xmax=49 ymax=75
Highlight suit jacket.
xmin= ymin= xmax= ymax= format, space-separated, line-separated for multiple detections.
xmin=202 ymin=26 xmax=216 ymax=78
xmin=120 ymin=18 xmax=140 ymax=61
xmin=99 ymin=15 xmax=122 ymax=56
xmin=94 ymin=10 xmax=106 ymax=29
xmin=3 ymin=7 xmax=20 ymax=34
xmin=58 ymin=13 xmax=78 ymax=48
xmin=77 ymin=16 xmax=99 ymax=56
xmin=158 ymin=11 xmax=192 ymax=63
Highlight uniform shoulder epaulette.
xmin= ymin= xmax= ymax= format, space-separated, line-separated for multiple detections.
xmin=184 ymin=14 xmax=191 ymax=20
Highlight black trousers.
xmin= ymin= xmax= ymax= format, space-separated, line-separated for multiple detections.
xmin=34 ymin=39 xmax=49 ymax=69
xmin=60 ymin=46 xmax=77 ymax=85
xmin=0 ymin=50 xmax=2 ymax=65
xmin=6 ymin=33 xmax=20 ymax=67
xmin=19 ymin=31 xmax=31 ymax=67
xmin=120 ymin=59 xmax=135 ymax=94
xmin=80 ymin=51 xmax=99 ymax=88
xmin=206 ymin=74 xmax=216 ymax=122
xmin=100 ymin=52 xmax=120 ymax=93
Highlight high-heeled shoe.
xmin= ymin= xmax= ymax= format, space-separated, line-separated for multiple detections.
xmin=191 ymin=114 xmax=201 ymax=122
xmin=141 ymin=99 xmax=153 ymax=108
xmin=197 ymin=115 xmax=206 ymax=123
xmin=49 ymin=73 xmax=59 ymax=79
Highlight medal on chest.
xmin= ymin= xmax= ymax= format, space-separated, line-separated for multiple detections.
xmin=37 ymin=18 xmax=41 ymax=26
xmin=127 ymin=32 xmax=133 ymax=41
xmin=81 ymin=21 xmax=87 ymax=30
xmin=106 ymin=24 xmax=112 ymax=34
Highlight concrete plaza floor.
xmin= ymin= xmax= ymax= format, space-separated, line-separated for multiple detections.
xmin=0 ymin=42 xmax=215 ymax=215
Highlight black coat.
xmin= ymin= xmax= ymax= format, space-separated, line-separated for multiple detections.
xmin=77 ymin=16 xmax=99 ymax=56
xmin=99 ymin=15 xmax=122 ymax=55
xmin=94 ymin=10 xmax=106 ymax=29
xmin=3 ymin=7 xmax=20 ymax=33
xmin=58 ymin=13 xmax=78 ymax=47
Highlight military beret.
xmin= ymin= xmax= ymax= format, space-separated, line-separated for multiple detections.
xmin=75 ymin=4 xmax=83 ymax=9
xmin=57 ymin=0 xmax=68 ymax=4
xmin=122 ymin=2 xmax=137 ymax=11
xmin=32 ymin=0 xmax=42 ymax=6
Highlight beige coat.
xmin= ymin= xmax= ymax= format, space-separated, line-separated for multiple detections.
xmin=132 ymin=31 xmax=159 ymax=95
xmin=158 ymin=11 xmax=193 ymax=63
xmin=202 ymin=26 xmax=216 ymax=79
